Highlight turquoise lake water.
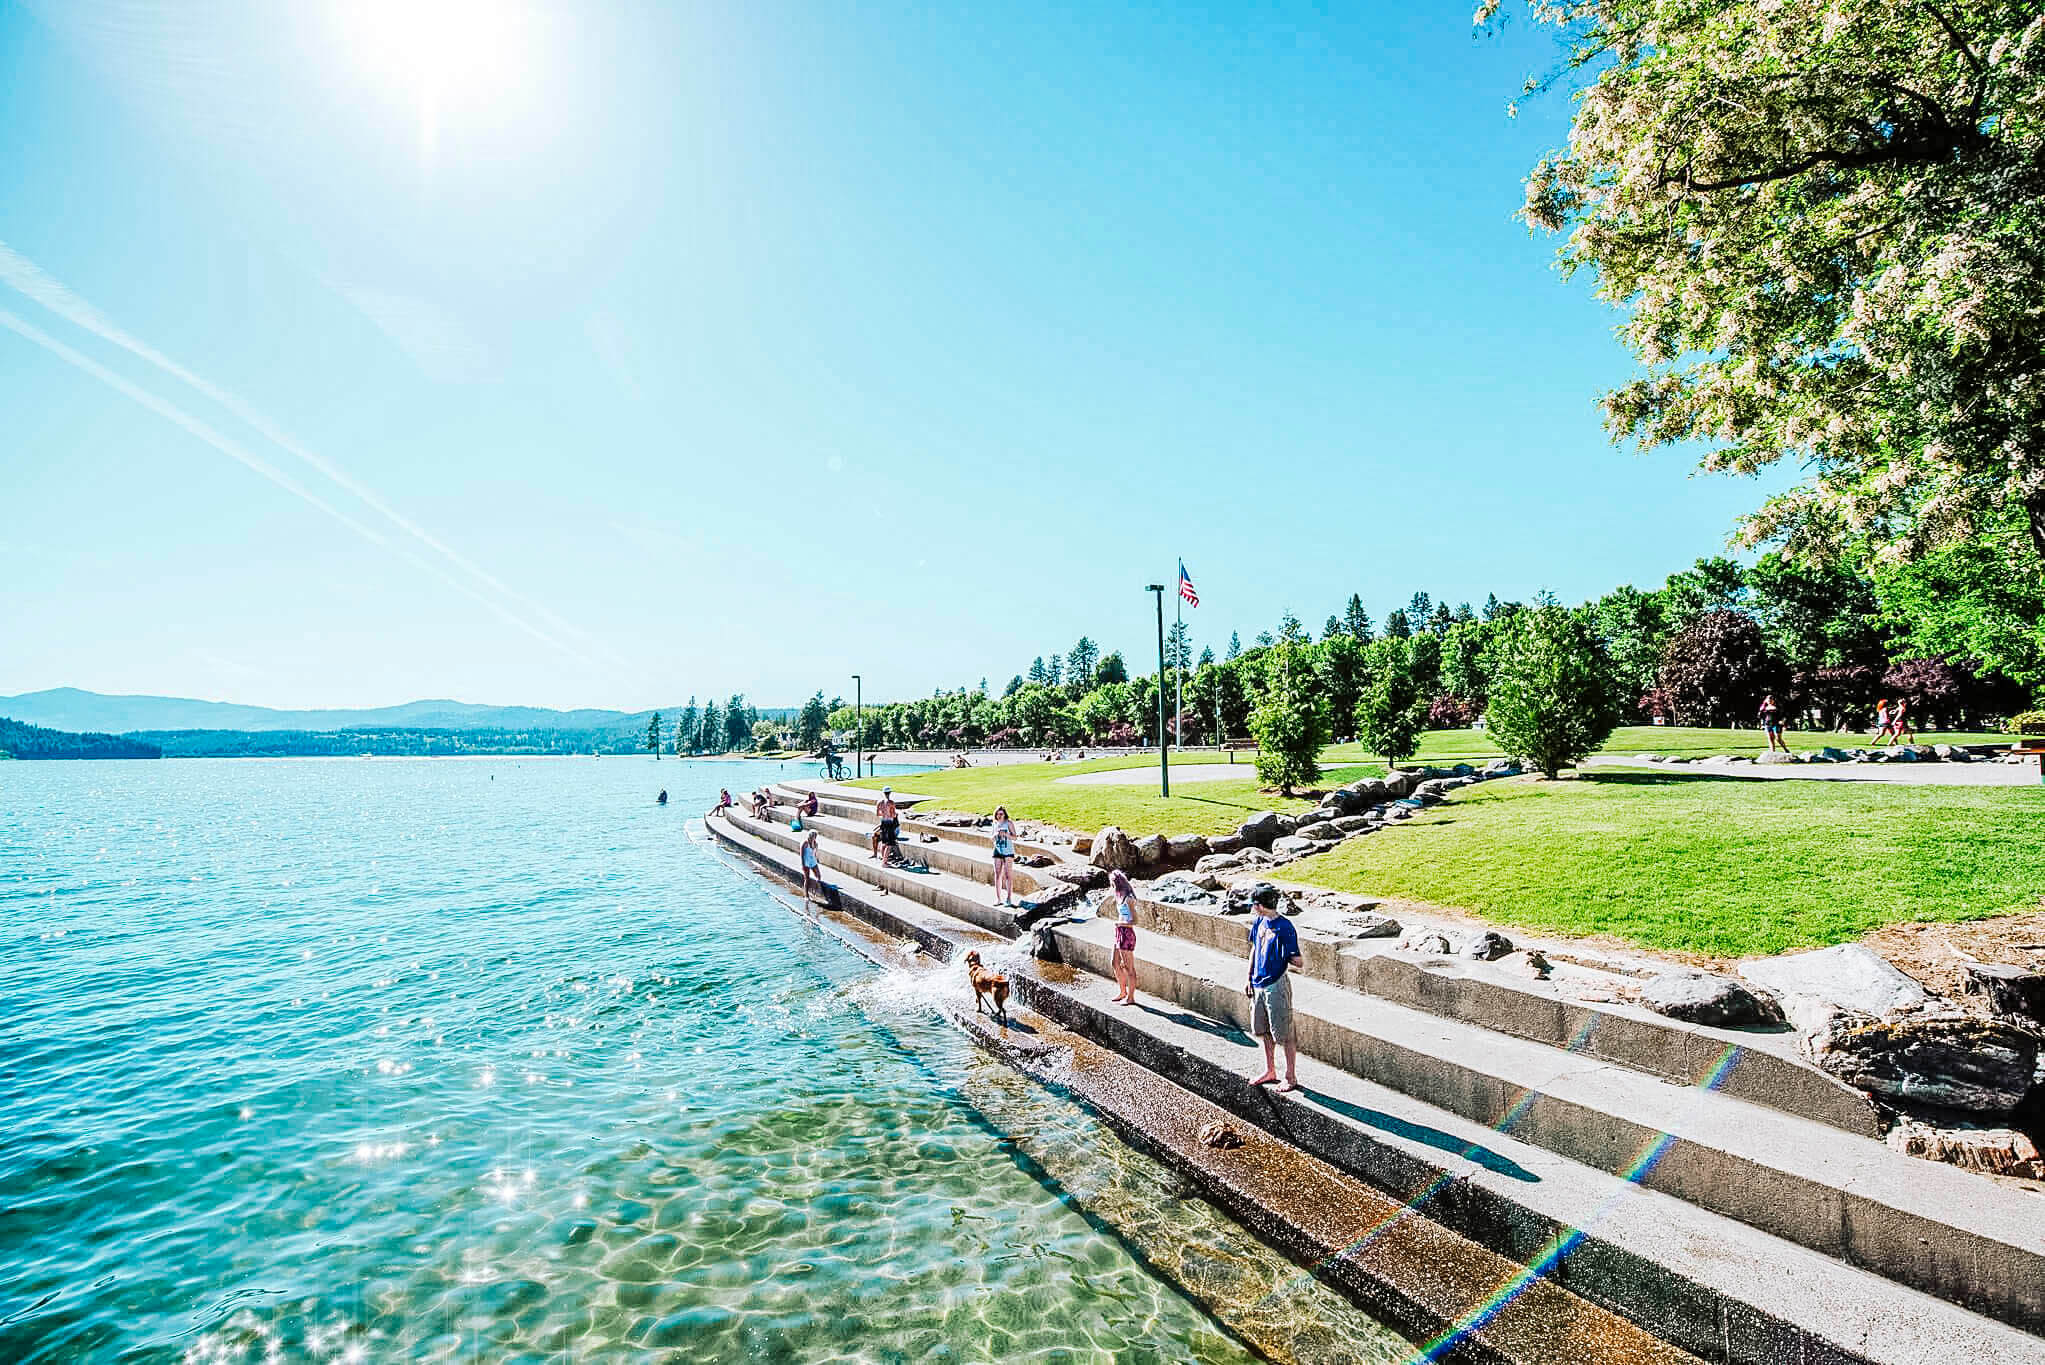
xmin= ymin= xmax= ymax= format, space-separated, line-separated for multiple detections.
xmin=1 ymin=757 xmax=1410 ymax=1363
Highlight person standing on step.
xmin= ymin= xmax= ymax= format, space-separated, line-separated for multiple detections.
xmin=1245 ymin=883 xmax=1303 ymax=1092
xmin=871 ymin=787 xmax=901 ymax=863
xmin=990 ymin=806 xmax=1018 ymax=907
xmin=800 ymin=830 xmax=827 ymax=904
xmin=1107 ymin=869 xmax=1139 ymax=1006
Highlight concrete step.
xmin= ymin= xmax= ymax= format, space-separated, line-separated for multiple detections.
xmin=776 ymin=780 xmax=1066 ymax=862
xmin=723 ymin=807 xmax=1022 ymax=940
xmin=1047 ymin=915 xmax=2045 ymax=1335
xmin=705 ymin=814 xmax=2045 ymax=1365
xmin=780 ymin=792 xmax=1878 ymax=1140
xmin=757 ymin=804 xmax=1058 ymax=900
xmin=1118 ymin=893 xmax=1880 ymax=1137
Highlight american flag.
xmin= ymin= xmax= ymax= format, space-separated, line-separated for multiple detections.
xmin=1177 ymin=560 xmax=1198 ymax=608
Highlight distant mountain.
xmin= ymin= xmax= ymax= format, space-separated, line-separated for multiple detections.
xmin=0 ymin=715 xmax=162 ymax=760
xmin=0 ymin=688 xmax=782 ymax=736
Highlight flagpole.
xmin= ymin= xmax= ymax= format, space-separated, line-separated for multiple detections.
xmin=1174 ymin=583 xmax=1183 ymax=748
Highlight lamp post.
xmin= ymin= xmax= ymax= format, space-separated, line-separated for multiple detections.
xmin=852 ymin=674 xmax=862 ymax=781
xmin=1146 ymin=584 xmax=1169 ymax=797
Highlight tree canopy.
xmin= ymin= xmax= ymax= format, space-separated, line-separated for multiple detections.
xmin=1499 ymin=0 xmax=2045 ymax=567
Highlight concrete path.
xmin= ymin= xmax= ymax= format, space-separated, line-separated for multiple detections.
xmin=1055 ymin=761 xmax=1275 ymax=784
xmin=1587 ymin=755 xmax=2044 ymax=786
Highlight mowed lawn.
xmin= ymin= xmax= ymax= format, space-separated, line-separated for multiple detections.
xmin=1319 ymin=725 xmax=2013 ymax=767
xmin=1287 ymin=773 xmax=2045 ymax=958
xmin=851 ymin=751 xmax=1385 ymax=838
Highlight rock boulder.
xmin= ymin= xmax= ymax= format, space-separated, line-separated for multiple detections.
xmin=1959 ymin=962 xmax=2045 ymax=1023
xmin=1738 ymin=943 xmax=1928 ymax=1018
xmin=1294 ymin=821 xmax=1342 ymax=841
xmin=1804 ymin=1013 xmax=2041 ymax=1114
xmin=1131 ymin=833 xmax=1169 ymax=865
xmin=1462 ymin=930 xmax=1514 ymax=961
xmin=1270 ymin=835 xmax=1318 ymax=857
xmin=1088 ymin=826 xmax=1136 ymax=872
xmin=1206 ymin=832 xmax=1245 ymax=856
xmin=1165 ymin=833 xmax=1210 ymax=863
xmin=1195 ymin=853 xmax=1243 ymax=875
xmin=1640 ymin=972 xmax=1783 ymax=1027
xmin=1236 ymin=811 xmax=1287 ymax=849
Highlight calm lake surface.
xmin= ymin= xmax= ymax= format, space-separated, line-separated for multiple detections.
xmin=1 ymin=758 xmax=1408 ymax=1363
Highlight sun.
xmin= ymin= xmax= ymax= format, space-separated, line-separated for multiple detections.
xmin=327 ymin=0 xmax=542 ymax=163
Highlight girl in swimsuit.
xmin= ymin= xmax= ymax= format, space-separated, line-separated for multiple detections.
xmin=990 ymin=806 xmax=1017 ymax=907
xmin=1108 ymin=869 xmax=1139 ymax=1006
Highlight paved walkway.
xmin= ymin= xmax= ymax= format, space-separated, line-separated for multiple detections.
xmin=1056 ymin=760 xmax=1312 ymax=785
xmin=1587 ymin=755 xmax=2042 ymax=786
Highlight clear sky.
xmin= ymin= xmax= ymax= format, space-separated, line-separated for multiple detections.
xmin=0 ymin=1 xmax=1779 ymax=711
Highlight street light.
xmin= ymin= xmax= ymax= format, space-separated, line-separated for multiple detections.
xmin=1146 ymin=584 xmax=1169 ymax=797
xmin=852 ymin=674 xmax=862 ymax=781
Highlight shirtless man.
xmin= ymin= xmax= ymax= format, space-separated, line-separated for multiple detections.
xmin=870 ymin=787 xmax=901 ymax=862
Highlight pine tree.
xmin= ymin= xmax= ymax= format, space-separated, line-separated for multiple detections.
xmin=646 ymin=711 xmax=663 ymax=758
xmin=1324 ymin=615 xmax=1342 ymax=640
xmin=1005 ymin=674 xmax=1025 ymax=697
xmin=1428 ymin=602 xmax=1454 ymax=635
xmin=1254 ymin=630 xmax=1274 ymax=648
xmin=1385 ymin=609 xmax=1412 ymax=639
xmin=1408 ymin=592 xmax=1433 ymax=625
xmin=677 ymin=697 xmax=698 ymax=754
xmin=1067 ymin=637 xmax=1099 ymax=690
xmin=1095 ymin=652 xmax=1128 ymax=684
xmin=1225 ymin=631 xmax=1242 ymax=661
xmin=724 ymin=693 xmax=748 ymax=750
xmin=1343 ymin=593 xmax=1372 ymax=640
xmin=1199 ymin=645 xmax=1215 ymax=666
xmin=1028 ymin=656 xmax=1048 ymax=685
xmin=1048 ymin=654 xmax=1063 ymax=687
xmin=1482 ymin=593 xmax=1504 ymax=621
xmin=698 ymin=699 xmax=722 ymax=753
xmin=1166 ymin=621 xmax=1191 ymax=671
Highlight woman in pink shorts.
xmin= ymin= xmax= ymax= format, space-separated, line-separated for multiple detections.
xmin=1107 ymin=869 xmax=1139 ymax=1005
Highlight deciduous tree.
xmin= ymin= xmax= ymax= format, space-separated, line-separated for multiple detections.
xmin=1483 ymin=603 xmax=1623 ymax=778
xmin=1251 ymin=615 xmax=1325 ymax=794
xmin=1499 ymin=0 xmax=2045 ymax=566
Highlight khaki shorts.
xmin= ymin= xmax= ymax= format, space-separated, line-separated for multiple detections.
xmin=1250 ymin=974 xmax=1293 ymax=1041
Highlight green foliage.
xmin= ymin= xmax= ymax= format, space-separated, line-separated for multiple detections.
xmin=1095 ymin=651 xmax=1128 ymax=685
xmin=2006 ymin=711 xmax=2045 ymax=737
xmin=1250 ymin=616 xmax=1325 ymax=793
xmin=1482 ymin=603 xmax=1621 ymax=777
xmin=751 ymin=718 xmax=780 ymax=750
xmin=1343 ymin=594 xmax=1373 ymax=642
xmin=1313 ymin=634 xmax=1370 ymax=738
xmin=1353 ymin=638 xmax=1425 ymax=771
xmin=1874 ymin=518 xmax=2045 ymax=686
xmin=645 ymin=711 xmax=662 ymax=757
xmin=797 ymin=692 xmax=829 ymax=749
xmin=1439 ymin=617 xmax=1494 ymax=709
xmin=1502 ymin=0 xmax=2045 ymax=567
xmin=1067 ymin=637 xmax=1099 ymax=691
xmin=1657 ymin=609 xmax=1772 ymax=728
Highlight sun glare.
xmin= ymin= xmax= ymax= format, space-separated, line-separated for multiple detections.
xmin=328 ymin=0 xmax=541 ymax=165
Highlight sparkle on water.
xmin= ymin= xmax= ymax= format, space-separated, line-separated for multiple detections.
xmin=1 ymin=757 xmax=1411 ymax=1363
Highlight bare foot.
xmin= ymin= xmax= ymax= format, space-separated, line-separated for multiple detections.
xmin=1249 ymin=1072 xmax=1278 ymax=1086
xmin=1275 ymin=1080 xmax=1302 ymax=1093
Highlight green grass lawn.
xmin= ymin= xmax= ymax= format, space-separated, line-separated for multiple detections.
xmin=1320 ymin=725 xmax=2013 ymax=767
xmin=1286 ymin=773 xmax=2045 ymax=957
xmin=851 ymin=750 xmax=1385 ymax=838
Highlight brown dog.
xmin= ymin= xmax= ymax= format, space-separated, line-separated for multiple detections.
xmin=963 ymin=950 xmax=1009 ymax=1018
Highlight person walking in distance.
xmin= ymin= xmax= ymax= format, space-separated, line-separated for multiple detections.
xmin=1757 ymin=694 xmax=1789 ymax=754
xmin=990 ymin=806 xmax=1018 ymax=908
xmin=1891 ymin=696 xmax=1914 ymax=745
xmin=1871 ymin=698 xmax=1893 ymax=745
xmin=1106 ymin=869 xmax=1139 ymax=1005
xmin=1244 ymin=883 xmax=1303 ymax=1092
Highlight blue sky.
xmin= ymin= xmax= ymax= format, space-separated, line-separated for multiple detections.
xmin=1 ymin=1 xmax=1777 ymax=711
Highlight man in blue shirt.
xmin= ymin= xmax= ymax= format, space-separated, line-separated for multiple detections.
xmin=1244 ymin=883 xmax=1302 ymax=1092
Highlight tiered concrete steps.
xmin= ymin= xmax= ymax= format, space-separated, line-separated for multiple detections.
xmin=708 ymin=793 xmax=2045 ymax=1364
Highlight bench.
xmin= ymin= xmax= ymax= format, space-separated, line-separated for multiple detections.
xmin=1222 ymin=737 xmax=1258 ymax=763
xmin=2012 ymin=741 xmax=2045 ymax=783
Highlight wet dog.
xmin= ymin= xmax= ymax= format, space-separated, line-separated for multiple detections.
xmin=963 ymin=950 xmax=1009 ymax=1018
